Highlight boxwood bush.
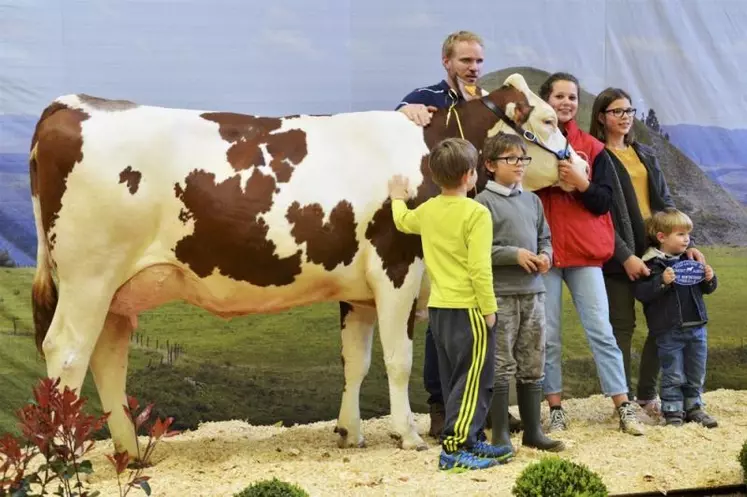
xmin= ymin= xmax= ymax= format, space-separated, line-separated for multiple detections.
xmin=234 ymin=477 xmax=309 ymax=497
xmin=512 ymin=456 xmax=608 ymax=497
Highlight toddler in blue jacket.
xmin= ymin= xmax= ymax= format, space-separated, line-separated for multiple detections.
xmin=633 ymin=208 xmax=717 ymax=428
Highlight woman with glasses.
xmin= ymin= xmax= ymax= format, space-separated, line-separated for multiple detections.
xmin=532 ymin=73 xmax=645 ymax=436
xmin=589 ymin=88 xmax=705 ymax=417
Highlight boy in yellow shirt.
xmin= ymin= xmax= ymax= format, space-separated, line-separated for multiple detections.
xmin=388 ymin=137 xmax=512 ymax=471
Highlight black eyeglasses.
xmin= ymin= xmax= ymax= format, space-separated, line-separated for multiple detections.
xmin=493 ymin=156 xmax=532 ymax=166
xmin=604 ymin=107 xmax=636 ymax=118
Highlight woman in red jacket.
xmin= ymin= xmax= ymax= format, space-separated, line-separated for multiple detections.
xmin=535 ymin=73 xmax=643 ymax=435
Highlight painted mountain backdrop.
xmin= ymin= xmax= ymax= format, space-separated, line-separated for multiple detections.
xmin=661 ymin=124 xmax=747 ymax=205
xmin=0 ymin=153 xmax=33 ymax=268
xmin=2 ymin=74 xmax=747 ymax=267
xmin=481 ymin=67 xmax=747 ymax=247
xmin=3 ymin=0 xmax=747 ymax=265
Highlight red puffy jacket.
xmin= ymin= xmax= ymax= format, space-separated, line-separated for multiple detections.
xmin=535 ymin=119 xmax=615 ymax=268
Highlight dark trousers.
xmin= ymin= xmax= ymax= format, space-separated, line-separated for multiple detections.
xmin=429 ymin=307 xmax=496 ymax=452
xmin=604 ymin=273 xmax=660 ymax=401
xmin=424 ymin=324 xmax=444 ymax=406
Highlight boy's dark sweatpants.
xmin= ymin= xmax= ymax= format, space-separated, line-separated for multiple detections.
xmin=429 ymin=307 xmax=496 ymax=453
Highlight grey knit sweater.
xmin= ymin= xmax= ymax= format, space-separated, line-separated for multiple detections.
xmin=475 ymin=181 xmax=552 ymax=296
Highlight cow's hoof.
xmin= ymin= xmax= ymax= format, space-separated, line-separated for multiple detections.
xmin=336 ymin=436 xmax=365 ymax=449
xmin=334 ymin=426 xmax=365 ymax=448
xmin=399 ymin=432 xmax=428 ymax=451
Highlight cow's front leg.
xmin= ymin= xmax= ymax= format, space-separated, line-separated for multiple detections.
xmin=374 ymin=271 xmax=427 ymax=451
xmin=335 ymin=302 xmax=377 ymax=448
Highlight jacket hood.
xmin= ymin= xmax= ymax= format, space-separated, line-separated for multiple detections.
xmin=642 ymin=247 xmax=682 ymax=263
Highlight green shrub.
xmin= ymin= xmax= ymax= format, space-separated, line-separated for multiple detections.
xmin=234 ymin=477 xmax=309 ymax=497
xmin=512 ymin=456 xmax=608 ymax=497
xmin=739 ymin=439 xmax=747 ymax=482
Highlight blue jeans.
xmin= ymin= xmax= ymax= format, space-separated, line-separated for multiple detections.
xmin=424 ymin=324 xmax=444 ymax=406
xmin=656 ymin=325 xmax=707 ymax=413
xmin=542 ymin=266 xmax=628 ymax=397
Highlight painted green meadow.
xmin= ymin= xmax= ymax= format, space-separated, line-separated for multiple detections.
xmin=1 ymin=246 xmax=745 ymax=436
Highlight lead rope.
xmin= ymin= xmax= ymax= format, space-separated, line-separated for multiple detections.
xmin=445 ymin=102 xmax=466 ymax=140
xmin=445 ymin=91 xmax=478 ymax=196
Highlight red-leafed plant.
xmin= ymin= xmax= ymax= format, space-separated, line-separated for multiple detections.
xmin=106 ymin=396 xmax=179 ymax=496
xmin=0 ymin=377 xmax=109 ymax=496
xmin=0 ymin=377 xmax=179 ymax=497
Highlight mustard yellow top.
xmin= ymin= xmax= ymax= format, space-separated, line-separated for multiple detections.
xmin=392 ymin=196 xmax=497 ymax=316
xmin=611 ymin=146 xmax=652 ymax=220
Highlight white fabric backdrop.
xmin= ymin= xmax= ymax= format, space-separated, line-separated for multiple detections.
xmin=1 ymin=0 xmax=745 ymax=264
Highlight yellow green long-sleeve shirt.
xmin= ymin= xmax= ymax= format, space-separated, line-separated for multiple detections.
xmin=392 ymin=195 xmax=497 ymax=316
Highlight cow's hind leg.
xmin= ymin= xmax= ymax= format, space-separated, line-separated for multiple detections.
xmin=89 ymin=312 xmax=138 ymax=458
xmin=335 ymin=303 xmax=377 ymax=448
xmin=42 ymin=280 xmax=116 ymax=395
xmin=374 ymin=275 xmax=427 ymax=451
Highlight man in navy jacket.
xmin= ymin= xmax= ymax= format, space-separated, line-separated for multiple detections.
xmin=396 ymin=30 xmax=493 ymax=438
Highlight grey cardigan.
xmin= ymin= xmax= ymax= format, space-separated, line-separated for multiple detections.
xmin=603 ymin=142 xmax=676 ymax=275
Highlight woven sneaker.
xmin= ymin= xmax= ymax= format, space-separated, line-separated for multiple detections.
xmin=618 ymin=402 xmax=645 ymax=436
xmin=548 ymin=407 xmax=568 ymax=432
xmin=470 ymin=440 xmax=513 ymax=462
xmin=438 ymin=449 xmax=498 ymax=472
xmin=685 ymin=406 xmax=718 ymax=428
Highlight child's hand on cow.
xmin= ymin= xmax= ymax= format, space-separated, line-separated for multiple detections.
xmin=388 ymin=175 xmax=411 ymax=201
xmin=517 ymin=248 xmax=541 ymax=273
xmin=536 ymin=252 xmax=551 ymax=274
xmin=662 ymin=267 xmax=675 ymax=285
xmin=705 ymin=264 xmax=714 ymax=281
xmin=558 ymin=160 xmax=590 ymax=192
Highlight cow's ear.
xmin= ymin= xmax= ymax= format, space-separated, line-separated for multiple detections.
xmin=506 ymin=102 xmax=534 ymax=125
xmin=504 ymin=73 xmax=531 ymax=94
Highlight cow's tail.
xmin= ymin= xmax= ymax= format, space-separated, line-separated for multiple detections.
xmin=30 ymin=142 xmax=58 ymax=357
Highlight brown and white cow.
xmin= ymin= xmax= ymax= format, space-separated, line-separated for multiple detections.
xmin=29 ymin=73 xmax=586 ymax=457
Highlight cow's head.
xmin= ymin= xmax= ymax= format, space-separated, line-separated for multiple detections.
xmin=421 ymin=80 xmax=535 ymax=196
xmin=486 ymin=73 xmax=589 ymax=192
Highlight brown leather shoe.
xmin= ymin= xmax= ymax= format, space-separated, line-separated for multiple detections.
xmin=428 ymin=402 xmax=445 ymax=439
xmin=509 ymin=411 xmax=523 ymax=433
xmin=487 ymin=410 xmax=522 ymax=433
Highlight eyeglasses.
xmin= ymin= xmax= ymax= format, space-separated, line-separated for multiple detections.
xmin=604 ymin=107 xmax=636 ymax=118
xmin=493 ymin=156 xmax=532 ymax=166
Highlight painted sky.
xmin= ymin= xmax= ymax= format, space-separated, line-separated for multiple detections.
xmin=1 ymin=0 xmax=745 ymax=138
xmin=1 ymin=0 xmax=746 ymax=265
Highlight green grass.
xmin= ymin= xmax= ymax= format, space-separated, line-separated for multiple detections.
xmin=557 ymin=246 xmax=747 ymax=359
xmin=1 ymin=246 xmax=746 ymax=435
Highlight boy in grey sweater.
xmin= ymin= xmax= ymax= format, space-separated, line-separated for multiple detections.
xmin=475 ymin=132 xmax=564 ymax=452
